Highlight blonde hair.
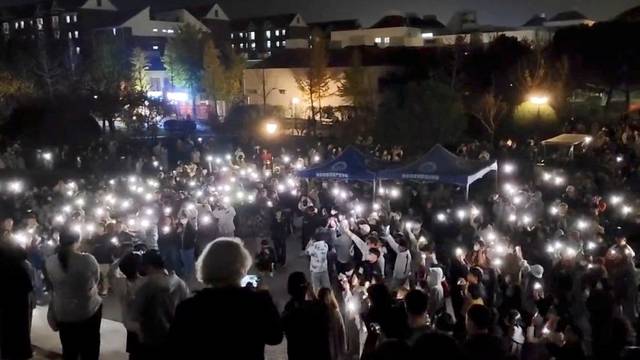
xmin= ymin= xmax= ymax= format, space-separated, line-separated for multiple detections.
xmin=197 ymin=237 xmax=252 ymax=286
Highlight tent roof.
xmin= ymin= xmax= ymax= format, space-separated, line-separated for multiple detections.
xmin=377 ymin=144 xmax=496 ymax=186
xmin=295 ymin=146 xmax=380 ymax=181
xmin=541 ymin=133 xmax=591 ymax=146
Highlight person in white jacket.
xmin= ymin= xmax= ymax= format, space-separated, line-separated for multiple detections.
xmin=381 ymin=230 xmax=412 ymax=290
xmin=427 ymin=267 xmax=445 ymax=318
xmin=305 ymin=230 xmax=331 ymax=294
xmin=212 ymin=204 xmax=236 ymax=237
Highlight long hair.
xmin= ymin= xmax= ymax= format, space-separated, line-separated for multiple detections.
xmin=318 ymin=287 xmax=340 ymax=312
xmin=57 ymin=230 xmax=79 ymax=272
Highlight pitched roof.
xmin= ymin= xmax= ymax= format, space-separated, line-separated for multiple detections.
xmin=370 ymin=14 xmax=445 ymax=29
xmin=615 ymin=5 xmax=640 ymax=22
xmin=522 ymin=14 xmax=547 ymax=27
xmin=549 ymin=10 xmax=589 ymax=22
xmin=308 ymin=19 xmax=361 ymax=32
xmin=229 ymin=13 xmax=299 ymax=31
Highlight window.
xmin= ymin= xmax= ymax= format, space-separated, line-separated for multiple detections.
xmin=152 ymin=45 xmax=159 ymax=50
xmin=279 ymin=89 xmax=286 ymax=94
xmin=214 ymin=9 xmax=219 ymax=17
xmin=275 ymin=29 xmax=279 ymax=36
xmin=266 ymin=30 xmax=270 ymax=38
xmin=247 ymin=89 xmax=258 ymax=95
xmin=167 ymin=29 xmax=174 ymax=33
xmin=153 ymin=28 xmax=158 ymax=32
xmin=251 ymin=42 xmax=256 ymax=49
xmin=112 ymin=28 xmax=117 ymax=36
xmin=267 ymin=40 xmax=271 ymax=48
xmin=240 ymin=32 xmax=244 ymax=38
xmin=2 ymin=23 xmax=9 ymax=34
xmin=282 ymin=40 xmax=286 ymax=47
xmin=20 ymin=20 xmax=24 ymax=29
xmin=54 ymin=30 xmax=60 ymax=39
xmin=250 ymin=31 xmax=255 ymax=40
xmin=74 ymin=31 xmax=79 ymax=38
xmin=384 ymin=37 xmax=390 ymax=44
xmin=240 ymin=43 xmax=244 ymax=49
xmin=421 ymin=32 xmax=434 ymax=39
xmin=66 ymin=15 xmax=71 ymax=23
xmin=68 ymin=32 xmax=72 ymax=39
xmin=231 ymin=44 xmax=235 ymax=48
xmin=230 ymin=33 xmax=234 ymax=39
xmin=276 ymin=41 xmax=280 ymax=47
xmin=150 ymin=77 xmax=161 ymax=91
xmin=36 ymin=18 xmax=43 ymax=30
xmin=52 ymin=16 xmax=59 ymax=28
xmin=97 ymin=0 xmax=102 ymax=6
xmin=75 ymin=46 xmax=80 ymax=54
xmin=73 ymin=15 xmax=77 ymax=23
xmin=374 ymin=37 xmax=382 ymax=44
xmin=14 ymin=22 xmax=18 ymax=29
xmin=282 ymin=29 xmax=286 ymax=36
xmin=296 ymin=17 xmax=300 ymax=24
xmin=162 ymin=29 xmax=167 ymax=33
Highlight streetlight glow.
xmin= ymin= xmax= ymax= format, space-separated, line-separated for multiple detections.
xmin=265 ymin=121 xmax=278 ymax=135
xmin=529 ymin=95 xmax=549 ymax=105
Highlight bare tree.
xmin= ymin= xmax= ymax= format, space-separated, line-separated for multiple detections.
xmin=471 ymin=91 xmax=508 ymax=141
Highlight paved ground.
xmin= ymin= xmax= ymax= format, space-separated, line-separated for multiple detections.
xmin=31 ymin=231 xmax=308 ymax=360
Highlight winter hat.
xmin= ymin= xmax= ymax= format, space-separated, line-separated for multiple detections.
xmin=530 ymin=264 xmax=544 ymax=279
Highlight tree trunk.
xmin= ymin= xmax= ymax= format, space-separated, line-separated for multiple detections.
xmin=108 ymin=118 xmax=116 ymax=133
xmin=102 ymin=118 xmax=107 ymax=133
xmin=262 ymin=69 xmax=267 ymax=115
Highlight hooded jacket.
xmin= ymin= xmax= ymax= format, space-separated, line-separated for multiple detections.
xmin=427 ymin=267 xmax=445 ymax=316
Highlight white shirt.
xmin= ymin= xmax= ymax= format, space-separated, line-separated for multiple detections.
xmin=306 ymin=240 xmax=329 ymax=273
xmin=212 ymin=206 xmax=236 ymax=235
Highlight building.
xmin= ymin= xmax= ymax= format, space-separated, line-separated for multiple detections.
xmin=307 ymin=19 xmax=361 ymax=47
xmin=228 ymin=13 xmax=309 ymax=59
xmin=330 ymin=11 xmax=446 ymax=48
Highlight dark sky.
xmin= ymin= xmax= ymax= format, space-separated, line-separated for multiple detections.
xmin=6 ymin=0 xmax=638 ymax=26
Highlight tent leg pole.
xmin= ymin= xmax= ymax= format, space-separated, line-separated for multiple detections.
xmin=373 ymin=180 xmax=377 ymax=205
xmin=465 ymin=184 xmax=470 ymax=201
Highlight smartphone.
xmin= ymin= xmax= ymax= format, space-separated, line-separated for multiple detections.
xmin=241 ymin=275 xmax=259 ymax=287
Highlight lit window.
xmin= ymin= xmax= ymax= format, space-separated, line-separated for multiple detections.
xmin=73 ymin=15 xmax=77 ymax=23
xmin=153 ymin=45 xmax=159 ymax=50
xmin=74 ymin=31 xmax=79 ymax=38
xmin=282 ymin=40 xmax=286 ymax=47
xmin=374 ymin=37 xmax=382 ymax=44
xmin=68 ymin=32 xmax=72 ymax=39
xmin=66 ymin=15 xmax=71 ymax=23
xmin=36 ymin=18 xmax=43 ymax=30
xmin=240 ymin=43 xmax=244 ymax=49
xmin=20 ymin=21 xmax=24 ymax=29
xmin=230 ymin=33 xmax=234 ymax=39
xmin=167 ymin=29 xmax=174 ymax=34
xmin=275 ymin=29 xmax=280 ymax=36
xmin=240 ymin=33 xmax=244 ymax=38
xmin=250 ymin=31 xmax=255 ymax=40
xmin=282 ymin=29 xmax=286 ymax=36
xmin=52 ymin=16 xmax=59 ymax=28
xmin=75 ymin=46 xmax=80 ymax=54
xmin=267 ymin=40 xmax=271 ymax=48
xmin=54 ymin=30 xmax=60 ymax=39
xmin=383 ymin=37 xmax=390 ymax=44
xmin=112 ymin=28 xmax=117 ymax=36
xmin=251 ymin=42 xmax=256 ymax=49
xmin=422 ymin=32 xmax=434 ymax=39
xmin=14 ymin=22 xmax=18 ymax=29
xmin=266 ymin=30 xmax=270 ymax=38
xmin=231 ymin=44 xmax=235 ymax=48
xmin=276 ymin=41 xmax=280 ymax=47
xmin=153 ymin=28 xmax=158 ymax=32
xmin=162 ymin=29 xmax=167 ymax=33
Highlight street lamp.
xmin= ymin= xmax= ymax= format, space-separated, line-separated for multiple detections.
xmin=265 ymin=121 xmax=279 ymax=135
xmin=528 ymin=93 xmax=550 ymax=141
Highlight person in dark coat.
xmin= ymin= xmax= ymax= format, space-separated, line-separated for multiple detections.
xmin=0 ymin=241 xmax=33 ymax=360
xmin=169 ymin=238 xmax=283 ymax=360
xmin=282 ymin=272 xmax=330 ymax=360
xmin=270 ymin=210 xmax=290 ymax=266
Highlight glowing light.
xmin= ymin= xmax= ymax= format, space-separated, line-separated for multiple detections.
xmin=492 ymin=258 xmax=503 ymax=267
xmin=622 ymin=205 xmax=633 ymax=215
xmin=616 ymin=155 xmax=624 ymax=163
xmin=542 ymin=172 xmax=552 ymax=182
xmin=436 ymin=213 xmax=447 ymax=222
xmin=508 ymin=213 xmax=517 ymax=222
xmin=389 ymin=188 xmax=400 ymax=199
xmin=163 ymin=207 xmax=172 ymax=216
xmin=610 ymin=195 xmax=623 ymax=206
xmin=282 ymin=155 xmax=291 ymax=164
xmin=8 ymin=181 xmax=23 ymax=194
xmin=456 ymin=209 xmax=466 ymax=220
xmin=576 ymin=220 xmax=588 ymax=230
xmin=265 ymin=121 xmax=278 ymax=135
xmin=549 ymin=206 xmax=559 ymax=216
xmin=455 ymin=247 xmax=464 ymax=257
xmin=533 ymin=282 xmax=542 ymax=290
xmin=42 ymin=152 xmax=52 ymax=161
xmin=529 ymin=94 xmax=549 ymax=105
xmin=313 ymin=155 xmax=321 ymax=163
xmin=587 ymin=241 xmax=596 ymax=250
xmin=502 ymin=163 xmax=515 ymax=174
xmin=162 ymin=226 xmax=171 ymax=234
xmin=110 ymin=237 xmax=119 ymax=246
xmin=201 ymin=215 xmax=211 ymax=225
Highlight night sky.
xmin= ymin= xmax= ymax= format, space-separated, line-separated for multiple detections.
xmin=5 ymin=0 xmax=638 ymax=26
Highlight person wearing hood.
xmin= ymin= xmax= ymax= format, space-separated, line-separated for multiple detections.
xmin=427 ymin=267 xmax=445 ymax=318
xmin=132 ymin=250 xmax=189 ymax=359
xmin=212 ymin=202 xmax=236 ymax=237
xmin=380 ymin=229 xmax=411 ymax=290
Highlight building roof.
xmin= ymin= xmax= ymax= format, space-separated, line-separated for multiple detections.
xmin=249 ymin=46 xmax=436 ymax=69
xmin=308 ymin=19 xmax=361 ymax=32
xmin=615 ymin=5 xmax=640 ymax=22
xmin=549 ymin=10 xmax=589 ymax=22
xmin=522 ymin=13 xmax=547 ymax=27
xmin=370 ymin=14 xmax=445 ymax=29
xmin=229 ymin=13 xmax=299 ymax=31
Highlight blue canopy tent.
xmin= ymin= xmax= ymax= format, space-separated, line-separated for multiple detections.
xmin=377 ymin=144 xmax=497 ymax=199
xmin=296 ymin=146 xmax=379 ymax=181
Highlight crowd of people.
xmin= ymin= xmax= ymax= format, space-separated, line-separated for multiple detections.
xmin=1 ymin=121 xmax=640 ymax=360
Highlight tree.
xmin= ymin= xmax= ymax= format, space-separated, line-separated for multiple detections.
xmin=86 ymin=38 xmax=128 ymax=132
xmin=295 ymin=28 xmax=334 ymax=133
xmin=377 ymin=81 xmax=466 ymax=148
xmin=471 ymin=91 xmax=508 ymax=141
xmin=202 ymin=40 xmax=246 ymax=119
xmin=163 ymin=24 xmax=204 ymax=118
xmin=0 ymin=70 xmax=33 ymax=118
xmin=130 ymin=47 xmax=150 ymax=93
xmin=338 ymin=49 xmax=376 ymax=134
